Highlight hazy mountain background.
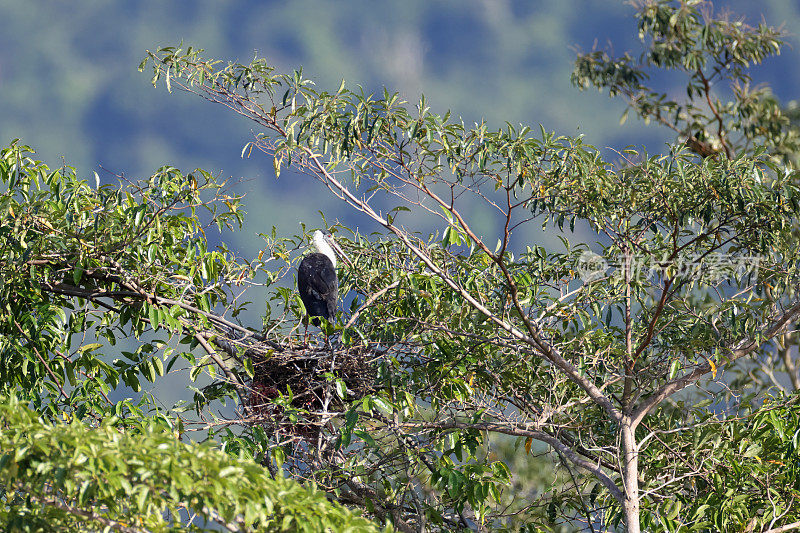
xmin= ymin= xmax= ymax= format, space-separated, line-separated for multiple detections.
xmin=4 ymin=1 xmax=799 ymax=243
xmin=2 ymin=1 xmax=799 ymax=407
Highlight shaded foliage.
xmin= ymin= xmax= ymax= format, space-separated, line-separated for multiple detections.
xmin=0 ymin=394 xmax=381 ymax=532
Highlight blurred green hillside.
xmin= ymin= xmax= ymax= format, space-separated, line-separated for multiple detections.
xmin=2 ymin=0 xmax=799 ymax=248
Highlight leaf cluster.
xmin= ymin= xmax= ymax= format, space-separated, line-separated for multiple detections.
xmin=638 ymin=394 xmax=800 ymax=531
xmin=0 ymin=140 xmax=260 ymax=422
xmin=0 ymin=394 xmax=382 ymax=532
xmin=572 ymin=0 xmax=799 ymax=163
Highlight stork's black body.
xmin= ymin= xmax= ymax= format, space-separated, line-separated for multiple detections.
xmin=297 ymin=230 xmax=351 ymax=341
xmin=298 ymin=252 xmax=338 ymax=326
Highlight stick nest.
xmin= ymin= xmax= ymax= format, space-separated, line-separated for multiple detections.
xmin=245 ymin=342 xmax=379 ymax=441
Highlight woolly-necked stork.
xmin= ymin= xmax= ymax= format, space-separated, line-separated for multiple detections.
xmin=298 ymin=230 xmax=351 ymax=336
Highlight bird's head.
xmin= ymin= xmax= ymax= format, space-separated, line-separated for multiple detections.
xmin=312 ymin=229 xmax=353 ymax=268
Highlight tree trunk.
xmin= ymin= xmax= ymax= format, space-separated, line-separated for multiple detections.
xmin=621 ymin=419 xmax=640 ymax=533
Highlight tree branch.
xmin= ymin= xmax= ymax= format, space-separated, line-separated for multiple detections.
xmin=402 ymin=420 xmax=624 ymax=504
xmin=631 ymin=297 xmax=800 ymax=427
xmin=302 ymin=149 xmax=622 ymax=422
xmin=19 ymin=487 xmax=147 ymax=533
xmin=762 ymin=521 xmax=800 ymax=533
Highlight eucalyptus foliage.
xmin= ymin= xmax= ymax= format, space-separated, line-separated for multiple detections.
xmin=0 ymin=394 xmax=380 ymax=532
xmin=136 ymin=2 xmax=800 ymax=528
xmin=572 ymin=0 xmax=799 ymax=162
xmin=0 ymin=141 xmax=383 ymax=531
xmin=0 ymin=139 xmax=250 ymax=419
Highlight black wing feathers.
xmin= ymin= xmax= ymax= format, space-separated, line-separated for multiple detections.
xmin=298 ymin=253 xmax=338 ymax=322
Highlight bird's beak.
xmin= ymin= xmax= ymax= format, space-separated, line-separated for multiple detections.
xmin=329 ymin=238 xmax=353 ymax=268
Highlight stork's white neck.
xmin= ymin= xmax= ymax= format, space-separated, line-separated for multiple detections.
xmin=313 ymin=231 xmax=337 ymax=267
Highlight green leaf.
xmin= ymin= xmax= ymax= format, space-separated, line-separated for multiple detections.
xmin=73 ymin=263 xmax=84 ymax=285
xmin=334 ymin=379 xmax=346 ymax=400
xmin=78 ymin=343 xmax=103 ymax=354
